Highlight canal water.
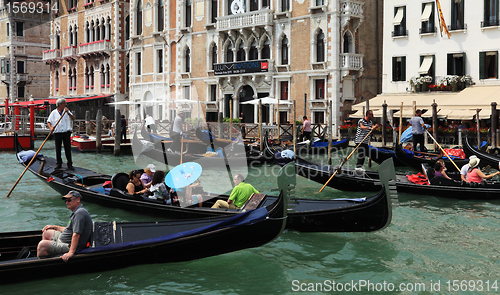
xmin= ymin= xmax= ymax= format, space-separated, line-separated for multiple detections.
xmin=1 ymin=140 xmax=500 ymax=294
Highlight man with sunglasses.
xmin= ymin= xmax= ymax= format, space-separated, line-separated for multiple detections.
xmin=37 ymin=191 xmax=92 ymax=261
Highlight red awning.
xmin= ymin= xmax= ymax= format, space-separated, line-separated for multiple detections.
xmin=0 ymin=95 xmax=111 ymax=107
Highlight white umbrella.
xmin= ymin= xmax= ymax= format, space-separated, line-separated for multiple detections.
xmin=241 ymin=97 xmax=292 ymax=105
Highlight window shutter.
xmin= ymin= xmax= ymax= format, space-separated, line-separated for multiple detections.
xmin=479 ymin=52 xmax=486 ymax=80
xmin=402 ymin=57 xmax=406 ymax=81
xmin=462 ymin=52 xmax=467 ymax=75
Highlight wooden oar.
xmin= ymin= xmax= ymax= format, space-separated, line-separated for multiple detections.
xmin=425 ymin=130 xmax=460 ymax=172
xmin=7 ymin=109 xmax=67 ymax=198
xmin=180 ymin=137 xmax=184 ymax=164
xmin=318 ymin=128 xmax=375 ymax=193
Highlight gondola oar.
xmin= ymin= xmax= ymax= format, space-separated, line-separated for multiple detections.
xmin=7 ymin=109 xmax=68 ymax=198
xmin=318 ymin=128 xmax=375 ymax=193
xmin=425 ymin=129 xmax=461 ymax=172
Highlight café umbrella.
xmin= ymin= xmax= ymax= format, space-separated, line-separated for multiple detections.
xmin=165 ymin=162 xmax=203 ymax=189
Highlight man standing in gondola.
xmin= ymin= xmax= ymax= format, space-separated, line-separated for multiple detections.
xmin=355 ymin=110 xmax=376 ymax=169
xmin=410 ymin=109 xmax=427 ymax=152
xmin=37 ymin=191 xmax=92 ymax=262
xmin=170 ymin=111 xmax=184 ymax=153
xmin=47 ymin=98 xmax=75 ymax=170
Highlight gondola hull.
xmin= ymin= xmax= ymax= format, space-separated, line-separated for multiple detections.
xmin=463 ymin=136 xmax=500 ymax=168
xmin=14 ymin=133 xmax=393 ymax=233
xmin=0 ymin=194 xmax=286 ymax=284
xmin=394 ymin=144 xmax=469 ymax=171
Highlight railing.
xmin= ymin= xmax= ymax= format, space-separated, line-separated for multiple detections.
xmin=392 ymin=28 xmax=408 ymax=37
xmin=17 ymin=74 xmax=27 ymax=81
xmin=1 ymin=73 xmax=10 ymax=81
xmin=42 ymin=49 xmax=61 ymax=60
xmin=340 ymin=53 xmax=363 ymax=71
xmin=79 ymin=40 xmax=111 ymax=55
xmin=419 ymin=26 xmax=437 ymax=34
xmin=448 ymin=23 xmax=467 ymax=31
xmin=217 ymin=9 xmax=273 ymax=31
xmin=481 ymin=18 xmax=500 ymax=28
xmin=62 ymin=46 xmax=78 ymax=58
xmin=340 ymin=0 xmax=363 ymax=17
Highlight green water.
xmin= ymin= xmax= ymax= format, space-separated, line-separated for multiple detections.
xmin=2 ymin=142 xmax=500 ymax=294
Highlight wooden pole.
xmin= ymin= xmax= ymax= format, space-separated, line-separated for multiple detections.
xmin=259 ymin=99 xmax=263 ymax=151
xmin=476 ymin=108 xmax=481 ymax=147
xmin=398 ymin=102 xmax=403 ymax=143
xmin=491 ymin=102 xmax=497 ymax=147
xmin=180 ymin=137 xmax=184 ymax=164
xmin=229 ymin=99 xmax=233 ymax=141
xmin=327 ymin=100 xmax=332 ymax=165
xmin=382 ymin=101 xmax=387 ymax=147
xmin=277 ymin=99 xmax=280 ymax=142
xmin=319 ymin=128 xmax=375 ymax=193
xmin=96 ymin=109 xmax=103 ymax=153
xmin=7 ymin=110 xmax=67 ymax=198
xmin=85 ymin=110 xmax=91 ymax=136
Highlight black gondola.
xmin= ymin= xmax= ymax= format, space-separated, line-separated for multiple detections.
xmin=367 ymin=145 xmax=405 ymax=166
xmin=394 ymin=144 xmax=469 ymax=172
xmin=0 ymin=184 xmax=286 ymax=284
xmin=14 ymin=133 xmax=394 ymax=233
xmin=463 ymin=136 xmax=500 ymax=168
xmin=286 ymin=155 xmax=500 ymax=199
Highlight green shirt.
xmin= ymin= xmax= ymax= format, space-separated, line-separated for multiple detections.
xmin=229 ymin=182 xmax=259 ymax=208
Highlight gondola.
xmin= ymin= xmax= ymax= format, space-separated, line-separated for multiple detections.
xmin=284 ymin=155 xmax=500 ymax=199
xmin=0 ymin=190 xmax=286 ymax=284
xmin=132 ymin=129 xmax=267 ymax=167
xmin=367 ymin=145 xmax=405 ymax=166
xmin=394 ymin=143 xmax=469 ymax=172
xmin=14 ymin=133 xmax=394 ymax=233
xmin=463 ymin=136 xmax=500 ymax=168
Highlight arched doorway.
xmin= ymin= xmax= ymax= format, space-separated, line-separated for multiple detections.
xmin=238 ymin=85 xmax=254 ymax=123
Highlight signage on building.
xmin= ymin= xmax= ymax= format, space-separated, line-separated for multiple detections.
xmin=214 ymin=60 xmax=269 ymax=76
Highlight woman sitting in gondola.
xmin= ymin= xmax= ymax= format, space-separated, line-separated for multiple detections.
xmin=126 ymin=170 xmax=149 ymax=195
xmin=434 ymin=160 xmax=451 ymax=180
xmin=148 ymin=170 xmax=175 ymax=205
xmin=467 ymin=158 xmax=500 ymax=183
xmin=175 ymin=180 xmax=204 ymax=207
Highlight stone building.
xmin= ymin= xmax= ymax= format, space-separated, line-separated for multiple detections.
xmin=0 ymin=0 xmax=51 ymax=107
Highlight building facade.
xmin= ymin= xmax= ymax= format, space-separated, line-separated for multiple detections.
xmin=43 ymin=0 xmax=129 ymax=116
xmin=0 ymin=0 xmax=51 ymax=106
xmin=383 ymin=0 xmax=500 ymax=95
xmin=128 ymin=0 xmax=382 ymax=128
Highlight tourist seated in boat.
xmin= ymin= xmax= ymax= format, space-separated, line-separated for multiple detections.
xmin=460 ymin=155 xmax=477 ymax=182
xmin=140 ymin=164 xmax=155 ymax=188
xmin=126 ymin=170 xmax=149 ymax=195
xmin=37 ymin=191 xmax=92 ymax=261
xmin=434 ymin=160 xmax=451 ymax=180
xmin=467 ymin=158 xmax=500 ymax=183
xmin=176 ymin=180 xmax=204 ymax=207
xmin=211 ymin=174 xmax=259 ymax=209
xmin=148 ymin=170 xmax=172 ymax=205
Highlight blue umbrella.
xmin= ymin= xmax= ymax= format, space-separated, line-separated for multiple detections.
xmin=165 ymin=162 xmax=203 ymax=189
xmin=399 ymin=124 xmax=431 ymax=143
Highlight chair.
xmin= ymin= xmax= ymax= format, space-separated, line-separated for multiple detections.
xmin=111 ymin=172 xmax=129 ymax=191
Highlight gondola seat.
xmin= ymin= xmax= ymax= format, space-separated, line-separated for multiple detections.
xmin=111 ymin=172 xmax=129 ymax=191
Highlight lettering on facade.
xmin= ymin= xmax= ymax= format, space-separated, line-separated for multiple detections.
xmin=214 ymin=61 xmax=268 ymax=75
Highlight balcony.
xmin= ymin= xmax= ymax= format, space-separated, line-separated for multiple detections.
xmin=419 ymin=26 xmax=437 ymax=35
xmin=217 ymin=9 xmax=273 ymax=32
xmin=340 ymin=0 xmax=363 ymax=18
xmin=62 ymin=46 xmax=78 ymax=60
xmin=79 ymin=40 xmax=111 ymax=57
xmin=392 ymin=27 xmax=408 ymax=38
xmin=17 ymin=74 xmax=28 ymax=81
xmin=340 ymin=53 xmax=363 ymax=71
xmin=1 ymin=73 xmax=10 ymax=82
xmin=42 ymin=49 xmax=61 ymax=64
xmin=481 ymin=18 xmax=500 ymax=28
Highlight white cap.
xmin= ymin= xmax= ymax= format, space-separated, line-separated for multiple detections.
xmin=146 ymin=164 xmax=156 ymax=172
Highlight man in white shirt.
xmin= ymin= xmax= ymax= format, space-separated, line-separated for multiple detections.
xmin=145 ymin=114 xmax=157 ymax=133
xmin=47 ymin=98 xmax=75 ymax=170
xmin=460 ymin=155 xmax=477 ymax=182
xmin=169 ymin=111 xmax=184 ymax=153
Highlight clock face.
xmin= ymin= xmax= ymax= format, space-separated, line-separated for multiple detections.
xmin=231 ymin=0 xmax=245 ymax=14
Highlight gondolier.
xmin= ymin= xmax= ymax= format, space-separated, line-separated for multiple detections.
xmin=47 ymin=98 xmax=75 ymax=170
xmin=355 ymin=110 xmax=377 ymax=169
xmin=170 ymin=111 xmax=184 ymax=153
xmin=410 ymin=109 xmax=427 ymax=152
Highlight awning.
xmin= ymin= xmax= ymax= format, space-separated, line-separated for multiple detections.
xmin=0 ymin=95 xmax=111 ymax=107
xmin=421 ymin=3 xmax=433 ymax=22
xmin=418 ymin=56 xmax=433 ymax=74
xmin=351 ymin=86 xmax=500 ymax=120
xmin=393 ymin=7 xmax=404 ymax=25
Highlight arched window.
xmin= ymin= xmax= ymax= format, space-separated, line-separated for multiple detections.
xmin=72 ymin=68 xmax=77 ymax=90
xmin=316 ymin=30 xmax=325 ymax=62
xmin=55 ymin=71 xmax=59 ymax=90
xmin=236 ymin=41 xmax=245 ymax=61
xmin=211 ymin=0 xmax=217 ymax=23
xmin=56 ymin=33 xmax=60 ymax=49
xmin=211 ymin=44 xmax=217 ymax=69
xmin=342 ymin=32 xmax=351 ymax=53
xmin=125 ymin=16 xmax=130 ymax=40
xmin=106 ymin=17 xmax=111 ymax=40
xmin=136 ymin=0 xmax=143 ymax=35
xmin=69 ymin=27 xmax=73 ymax=46
xmin=281 ymin=36 xmax=288 ymax=64
xmin=101 ymin=18 xmax=106 ymax=40
xmin=85 ymin=67 xmax=89 ymax=88
xmin=100 ymin=65 xmax=105 ymax=88
xmin=73 ymin=26 xmax=78 ymax=46
xmin=90 ymin=66 xmax=94 ymax=89
xmin=85 ymin=22 xmax=90 ymax=43
xmin=249 ymin=39 xmax=258 ymax=60
xmin=106 ymin=64 xmax=110 ymax=87
xmin=261 ymin=37 xmax=270 ymax=59
xmin=68 ymin=68 xmax=72 ymax=90
xmin=158 ymin=0 xmax=164 ymax=31
xmin=95 ymin=19 xmax=100 ymax=41
xmin=226 ymin=42 xmax=233 ymax=62
xmin=90 ymin=20 xmax=95 ymax=42
xmin=185 ymin=48 xmax=190 ymax=72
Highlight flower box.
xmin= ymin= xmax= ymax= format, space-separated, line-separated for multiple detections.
xmin=55 ymin=88 xmax=59 ymax=91
xmin=85 ymin=86 xmax=89 ymax=89
xmin=90 ymin=85 xmax=94 ymax=89
xmin=101 ymin=84 xmax=105 ymax=88
xmin=106 ymin=84 xmax=110 ymax=87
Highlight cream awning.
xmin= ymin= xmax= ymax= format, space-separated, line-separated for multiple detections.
xmin=351 ymin=86 xmax=500 ymax=120
xmin=418 ymin=56 xmax=433 ymax=74
xmin=421 ymin=3 xmax=433 ymax=22
xmin=393 ymin=7 xmax=404 ymax=25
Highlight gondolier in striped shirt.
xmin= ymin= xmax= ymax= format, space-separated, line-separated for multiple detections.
xmin=355 ymin=110 xmax=377 ymax=169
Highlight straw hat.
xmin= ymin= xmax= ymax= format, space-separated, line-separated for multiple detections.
xmin=469 ymin=157 xmax=480 ymax=169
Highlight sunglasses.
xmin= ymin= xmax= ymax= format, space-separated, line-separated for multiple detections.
xmin=64 ymin=197 xmax=76 ymax=203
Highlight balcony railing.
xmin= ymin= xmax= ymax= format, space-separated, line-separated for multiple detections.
xmin=62 ymin=46 xmax=78 ymax=58
xmin=17 ymin=74 xmax=27 ymax=81
xmin=419 ymin=26 xmax=437 ymax=34
xmin=340 ymin=0 xmax=363 ymax=18
xmin=340 ymin=53 xmax=363 ymax=71
xmin=1 ymin=73 xmax=10 ymax=81
xmin=42 ymin=49 xmax=61 ymax=61
xmin=217 ymin=9 xmax=273 ymax=31
xmin=481 ymin=18 xmax=500 ymax=28
xmin=79 ymin=40 xmax=111 ymax=55
xmin=448 ymin=23 xmax=467 ymax=31
xmin=392 ymin=27 xmax=408 ymax=37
